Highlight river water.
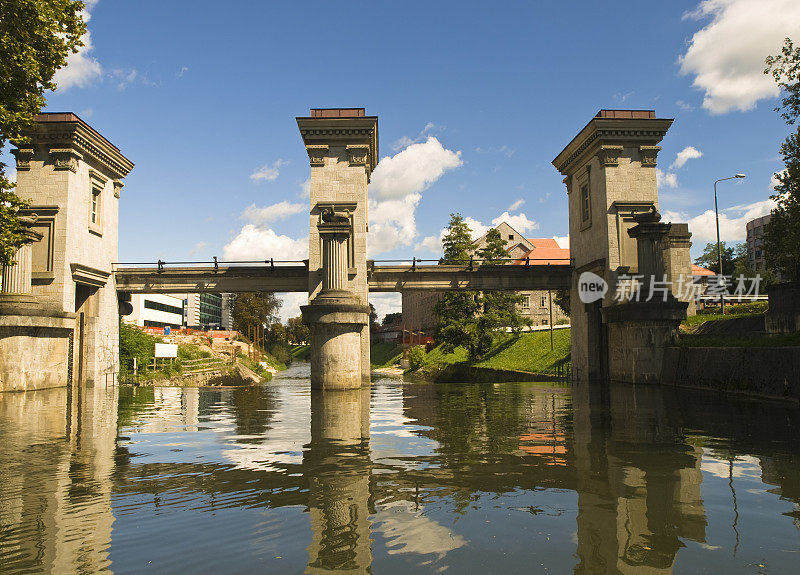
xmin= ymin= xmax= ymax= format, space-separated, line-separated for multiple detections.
xmin=1 ymin=363 xmax=799 ymax=573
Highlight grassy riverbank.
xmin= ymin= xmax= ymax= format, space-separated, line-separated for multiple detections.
xmin=409 ymin=329 xmax=571 ymax=380
xmin=678 ymin=301 xmax=800 ymax=347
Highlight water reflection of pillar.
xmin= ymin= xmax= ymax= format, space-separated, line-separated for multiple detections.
xmin=305 ymin=388 xmax=372 ymax=574
xmin=0 ymin=385 xmax=117 ymax=572
xmin=572 ymin=383 xmax=707 ymax=574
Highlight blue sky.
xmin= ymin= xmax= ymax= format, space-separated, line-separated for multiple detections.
xmin=12 ymin=0 xmax=800 ymax=320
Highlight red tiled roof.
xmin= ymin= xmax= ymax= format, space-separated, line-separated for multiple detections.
xmin=513 ymin=246 xmax=571 ymax=265
xmin=692 ymin=264 xmax=715 ymax=276
xmin=527 ymin=238 xmax=560 ymax=249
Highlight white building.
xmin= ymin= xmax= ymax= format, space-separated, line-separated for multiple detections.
xmin=125 ymin=294 xmax=184 ymax=329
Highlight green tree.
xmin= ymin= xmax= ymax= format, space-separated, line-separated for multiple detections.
xmin=553 ymin=289 xmax=570 ymax=317
xmin=694 ymin=241 xmax=736 ymax=275
xmin=287 ymin=316 xmax=310 ymax=344
xmin=227 ymin=292 xmax=281 ymax=333
xmin=435 ymin=214 xmax=481 ymax=357
xmin=0 ymin=0 xmax=87 ymax=266
xmin=382 ymin=312 xmax=402 ymax=325
xmin=368 ymin=303 xmax=380 ymax=333
xmin=764 ymin=38 xmax=800 ymax=282
xmin=477 ymin=228 xmax=527 ymax=342
xmin=441 ymin=212 xmax=473 ymax=263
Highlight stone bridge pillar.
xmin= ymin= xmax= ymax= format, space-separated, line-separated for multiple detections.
xmin=553 ymin=110 xmax=677 ymax=382
xmin=297 ymin=109 xmax=378 ymax=389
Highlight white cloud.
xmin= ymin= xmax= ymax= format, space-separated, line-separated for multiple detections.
xmin=189 ymin=241 xmax=208 ymax=256
xmin=663 ymin=198 xmax=776 ymax=243
xmin=370 ymin=293 xmax=402 ymax=323
xmin=771 ymin=169 xmax=787 ymax=190
xmin=241 ymin=201 xmax=304 ymax=225
xmin=391 ymin=122 xmax=440 ymax=151
xmin=222 ymin=225 xmax=307 ymax=261
xmin=678 ymin=0 xmax=800 ymax=114
xmin=368 ymin=193 xmax=422 ymax=257
xmin=553 ymin=236 xmax=570 ymax=249
xmin=109 ymin=68 xmax=138 ymax=90
xmin=250 ymin=159 xmax=287 ymax=182
xmin=475 ymin=145 xmax=515 ymax=158
xmin=177 ymin=66 xmax=189 ymax=78
xmin=671 ymin=146 xmax=703 ymax=169
xmin=368 ymin=136 xmax=463 ymax=256
xmin=657 ymin=169 xmax=679 ymax=189
xmin=371 ymin=137 xmax=462 ymax=200
xmin=508 ymin=198 xmax=525 ymax=211
xmin=491 ymin=211 xmax=539 ymax=234
xmin=275 ymin=292 xmax=308 ymax=324
xmin=299 ymin=177 xmax=310 ymax=199
xmin=464 ymin=217 xmax=490 ymax=240
xmin=53 ymin=2 xmax=102 ymax=91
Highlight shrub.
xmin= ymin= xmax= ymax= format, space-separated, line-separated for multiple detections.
xmin=408 ymin=345 xmax=426 ymax=370
xmin=269 ymin=342 xmax=292 ymax=366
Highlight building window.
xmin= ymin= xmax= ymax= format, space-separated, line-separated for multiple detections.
xmin=90 ymin=186 xmax=101 ymax=226
xmin=540 ymin=295 xmax=547 ymax=307
xmin=542 ymin=319 xmax=549 ymax=326
xmin=581 ymin=184 xmax=590 ymax=223
xmin=522 ymin=295 xmax=530 ymax=309
xmin=144 ymin=299 xmax=184 ymax=316
xmin=509 ymin=234 xmax=515 ymax=240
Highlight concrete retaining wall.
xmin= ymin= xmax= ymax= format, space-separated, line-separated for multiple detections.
xmin=662 ymin=346 xmax=800 ymax=402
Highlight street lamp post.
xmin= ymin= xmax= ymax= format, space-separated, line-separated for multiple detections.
xmin=714 ymin=174 xmax=746 ymax=314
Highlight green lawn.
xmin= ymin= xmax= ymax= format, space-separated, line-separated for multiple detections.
xmin=680 ymin=332 xmax=800 ymax=347
xmin=416 ymin=329 xmax=571 ymax=375
xmin=370 ymin=342 xmax=403 ymax=368
xmin=682 ymin=301 xmax=768 ymax=328
xmin=290 ymin=344 xmax=311 ymax=360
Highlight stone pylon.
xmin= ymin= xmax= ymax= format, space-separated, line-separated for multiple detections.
xmin=298 ymin=109 xmax=378 ymax=389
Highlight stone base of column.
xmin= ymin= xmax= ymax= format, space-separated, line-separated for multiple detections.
xmin=302 ymin=290 xmax=370 ymax=390
xmin=0 ymin=311 xmax=77 ymax=392
xmin=0 ymin=293 xmax=40 ymax=313
xmin=602 ymin=298 xmax=688 ymax=385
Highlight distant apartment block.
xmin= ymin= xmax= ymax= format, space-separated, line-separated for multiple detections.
xmin=746 ymin=215 xmax=770 ymax=271
xmin=184 ymin=292 xmax=226 ymax=329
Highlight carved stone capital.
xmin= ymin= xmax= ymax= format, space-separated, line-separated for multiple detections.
xmin=306 ymin=145 xmax=328 ymax=167
xmin=639 ymin=145 xmax=661 ymax=167
xmin=11 ymin=148 xmax=34 ymax=171
xmin=598 ymin=145 xmax=623 ymax=167
xmin=49 ymin=148 xmax=81 ymax=172
xmin=113 ymin=179 xmax=124 ymax=198
xmin=346 ymin=144 xmax=370 ymax=167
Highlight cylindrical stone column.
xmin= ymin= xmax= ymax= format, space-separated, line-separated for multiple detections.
xmin=1 ymin=242 xmax=33 ymax=295
xmin=1 ymin=217 xmax=42 ymax=296
xmin=322 ymin=233 xmax=348 ymax=292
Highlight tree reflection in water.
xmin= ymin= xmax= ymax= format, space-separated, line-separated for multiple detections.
xmin=1 ymin=366 xmax=799 ymax=574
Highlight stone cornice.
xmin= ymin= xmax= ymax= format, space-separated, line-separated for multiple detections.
xmin=553 ymin=117 xmax=673 ymax=175
xmin=70 ymin=263 xmax=111 ymax=288
xmin=297 ymin=115 xmax=379 ymax=172
xmin=25 ymin=116 xmax=134 ymax=180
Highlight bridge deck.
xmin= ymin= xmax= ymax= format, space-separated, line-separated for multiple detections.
xmin=114 ymin=264 xmax=572 ymax=294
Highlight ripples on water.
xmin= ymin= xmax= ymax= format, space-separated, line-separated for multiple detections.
xmin=1 ymin=362 xmax=799 ymax=573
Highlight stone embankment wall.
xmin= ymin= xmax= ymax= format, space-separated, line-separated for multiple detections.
xmin=661 ymin=346 xmax=800 ymax=402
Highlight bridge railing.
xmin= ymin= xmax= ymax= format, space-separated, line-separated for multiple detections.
xmin=112 ymin=258 xmax=309 ymax=271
